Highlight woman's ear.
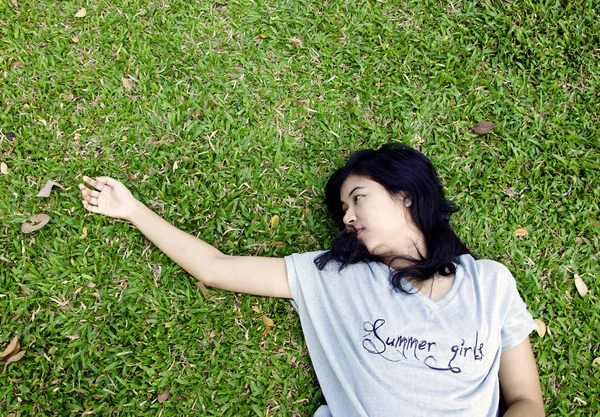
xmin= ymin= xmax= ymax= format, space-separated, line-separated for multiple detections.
xmin=397 ymin=192 xmax=412 ymax=207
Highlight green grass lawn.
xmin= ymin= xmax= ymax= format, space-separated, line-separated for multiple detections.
xmin=1 ymin=0 xmax=599 ymax=415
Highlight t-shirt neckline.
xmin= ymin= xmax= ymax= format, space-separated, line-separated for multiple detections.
xmin=400 ymin=262 xmax=465 ymax=310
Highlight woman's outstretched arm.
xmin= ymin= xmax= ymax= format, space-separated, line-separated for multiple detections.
xmin=499 ymin=338 xmax=545 ymax=417
xmin=79 ymin=176 xmax=291 ymax=298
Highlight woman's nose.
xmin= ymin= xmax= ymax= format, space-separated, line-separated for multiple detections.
xmin=343 ymin=210 xmax=356 ymax=225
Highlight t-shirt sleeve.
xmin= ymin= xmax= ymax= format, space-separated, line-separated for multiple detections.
xmin=284 ymin=251 xmax=326 ymax=307
xmin=500 ymin=268 xmax=538 ymax=350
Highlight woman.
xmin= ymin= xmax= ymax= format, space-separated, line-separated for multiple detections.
xmin=79 ymin=143 xmax=544 ymax=416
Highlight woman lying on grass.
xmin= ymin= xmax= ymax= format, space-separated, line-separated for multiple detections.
xmin=79 ymin=142 xmax=544 ymax=417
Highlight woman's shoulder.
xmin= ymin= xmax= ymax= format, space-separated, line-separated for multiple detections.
xmin=456 ymin=254 xmax=516 ymax=285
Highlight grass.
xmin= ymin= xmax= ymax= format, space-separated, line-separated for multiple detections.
xmin=1 ymin=0 xmax=599 ymax=415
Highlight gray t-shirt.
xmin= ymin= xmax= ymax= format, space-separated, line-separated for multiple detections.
xmin=284 ymin=252 xmax=537 ymax=417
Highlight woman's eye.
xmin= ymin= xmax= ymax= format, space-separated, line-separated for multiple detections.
xmin=354 ymin=195 xmax=363 ymax=202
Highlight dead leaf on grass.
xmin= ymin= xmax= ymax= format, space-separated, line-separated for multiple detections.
xmin=10 ymin=0 xmax=18 ymax=8
xmin=0 ymin=337 xmax=20 ymax=360
xmin=262 ymin=327 xmax=271 ymax=338
xmin=593 ymin=358 xmax=600 ymax=366
xmin=262 ymin=315 xmax=275 ymax=327
xmin=513 ymin=227 xmax=528 ymax=237
xmin=37 ymin=180 xmax=64 ymax=197
xmin=533 ymin=319 xmax=546 ymax=338
xmin=11 ymin=61 xmax=22 ymax=70
xmin=74 ymin=8 xmax=86 ymax=18
xmin=122 ymin=77 xmax=133 ymax=89
xmin=3 ymin=350 xmax=25 ymax=370
xmin=80 ymin=227 xmax=88 ymax=239
xmin=157 ymin=389 xmax=170 ymax=403
xmin=270 ymin=215 xmax=279 ymax=229
xmin=21 ymin=214 xmax=50 ymax=233
xmin=194 ymin=281 xmax=210 ymax=299
xmin=72 ymin=36 xmax=79 ymax=43
xmin=1 ymin=162 xmax=7 ymax=175
xmin=574 ymin=275 xmax=588 ymax=297
xmin=251 ymin=306 xmax=260 ymax=314
xmin=473 ymin=122 xmax=496 ymax=134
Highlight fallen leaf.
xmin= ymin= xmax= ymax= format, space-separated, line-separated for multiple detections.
xmin=270 ymin=215 xmax=279 ymax=229
xmin=271 ymin=241 xmax=284 ymax=247
xmin=37 ymin=180 xmax=64 ymax=197
xmin=262 ymin=327 xmax=271 ymax=338
xmin=194 ymin=281 xmax=210 ymax=299
xmin=593 ymin=358 xmax=600 ymax=366
xmin=122 ymin=77 xmax=133 ymax=89
xmin=533 ymin=319 xmax=546 ymax=338
xmin=574 ymin=237 xmax=584 ymax=245
xmin=193 ymin=109 xmax=202 ymax=117
xmin=262 ymin=315 xmax=275 ymax=327
xmin=259 ymin=34 xmax=268 ymax=39
xmin=0 ymin=337 xmax=20 ymax=360
xmin=473 ymin=122 xmax=496 ymax=134
xmin=513 ymin=227 xmax=528 ymax=237
xmin=127 ymin=173 xmax=137 ymax=180
xmin=0 ymin=162 xmax=7 ymax=175
xmin=72 ymin=36 xmax=79 ymax=43
xmin=73 ymin=132 xmax=81 ymax=139
xmin=80 ymin=227 xmax=88 ymax=239
xmin=574 ymin=275 xmax=588 ymax=297
xmin=157 ymin=389 xmax=170 ymax=403
xmin=10 ymin=0 xmax=17 ymax=8
xmin=290 ymin=37 xmax=303 ymax=48
xmin=74 ymin=8 xmax=86 ymax=18
xmin=7 ymin=413 xmax=16 ymax=417
xmin=21 ymin=214 xmax=50 ymax=233
xmin=91 ymin=292 xmax=100 ymax=299
xmin=3 ymin=350 xmax=25 ymax=368
xmin=11 ymin=61 xmax=22 ymax=69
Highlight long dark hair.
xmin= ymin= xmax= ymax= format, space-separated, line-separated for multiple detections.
xmin=315 ymin=142 xmax=469 ymax=292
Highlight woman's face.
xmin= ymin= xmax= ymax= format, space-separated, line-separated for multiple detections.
xmin=340 ymin=175 xmax=425 ymax=262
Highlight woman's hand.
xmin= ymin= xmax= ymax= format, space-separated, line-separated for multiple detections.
xmin=79 ymin=176 xmax=138 ymax=220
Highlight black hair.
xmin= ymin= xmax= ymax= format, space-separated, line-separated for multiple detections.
xmin=314 ymin=142 xmax=469 ymax=292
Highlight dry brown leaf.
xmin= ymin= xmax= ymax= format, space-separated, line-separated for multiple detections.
xmin=122 ymin=77 xmax=133 ymax=89
xmin=72 ymin=36 xmax=79 ymax=43
xmin=10 ymin=0 xmax=17 ymax=8
xmin=193 ymin=109 xmax=202 ymax=117
xmin=194 ymin=281 xmax=210 ymax=299
xmin=157 ymin=389 xmax=170 ymax=403
xmin=593 ymin=358 xmax=600 ymax=366
xmin=513 ymin=227 xmax=529 ymax=237
xmin=80 ymin=227 xmax=88 ymax=239
xmin=37 ymin=180 xmax=63 ymax=197
xmin=74 ymin=8 xmax=87 ymax=18
xmin=12 ymin=61 xmax=23 ymax=69
xmin=3 ymin=350 xmax=25 ymax=368
xmin=91 ymin=292 xmax=100 ymax=299
xmin=21 ymin=214 xmax=50 ymax=233
xmin=0 ymin=337 xmax=20 ymax=360
xmin=533 ymin=319 xmax=546 ymax=338
xmin=7 ymin=413 xmax=16 ymax=417
xmin=271 ymin=241 xmax=284 ymax=247
xmin=574 ymin=275 xmax=588 ymax=297
xmin=0 ymin=162 xmax=7 ymax=175
xmin=473 ymin=122 xmax=496 ymax=134
xmin=262 ymin=327 xmax=271 ymax=338
xmin=251 ymin=306 xmax=260 ymax=313
xmin=270 ymin=215 xmax=279 ymax=229
xmin=574 ymin=236 xmax=584 ymax=245
xmin=262 ymin=315 xmax=275 ymax=327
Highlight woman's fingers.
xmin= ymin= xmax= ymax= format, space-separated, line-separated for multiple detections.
xmin=82 ymin=200 xmax=99 ymax=213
